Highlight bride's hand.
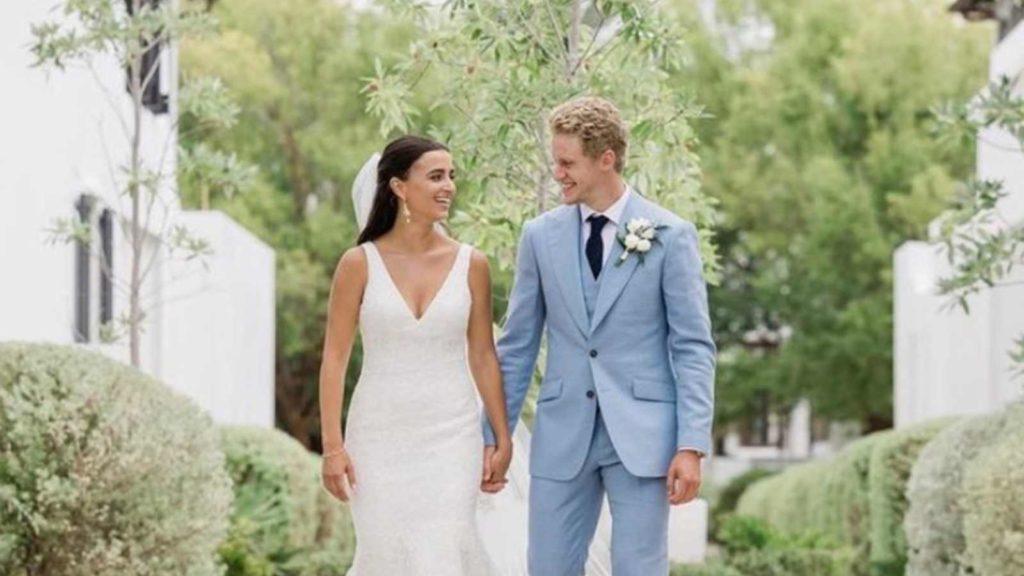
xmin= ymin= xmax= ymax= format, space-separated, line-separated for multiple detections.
xmin=481 ymin=443 xmax=512 ymax=493
xmin=322 ymin=448 xmax=357 ymax=502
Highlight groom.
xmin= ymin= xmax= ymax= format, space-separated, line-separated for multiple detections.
xmin=483 ymin=96 xmax=716 ymax=575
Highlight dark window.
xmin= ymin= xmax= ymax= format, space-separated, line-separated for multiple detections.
xmin=124 ymin=0 xmax=168 ymax=114
xmin=74 ymin=195 xmax=94 ymax=343
xmin=99 ymin=209 xmax=114 ymax=325
xmin=74 ymin=198 xmax=116 ymax=343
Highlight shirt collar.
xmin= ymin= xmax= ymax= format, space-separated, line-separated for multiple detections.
xmin=580 ymin=185 xmax=631 ymax=227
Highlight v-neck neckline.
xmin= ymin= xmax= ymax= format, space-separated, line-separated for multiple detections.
xmin=370 ymin=242 xmax=462 ymax=324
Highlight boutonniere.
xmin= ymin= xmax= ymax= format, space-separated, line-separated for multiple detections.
xmin=616 ymin=218 xmax=666 ymax=266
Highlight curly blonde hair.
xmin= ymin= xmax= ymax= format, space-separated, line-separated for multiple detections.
xmin=549 ymin=97 xmax=628 ymax=173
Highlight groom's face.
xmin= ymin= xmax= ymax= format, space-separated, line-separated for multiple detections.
xmin=551 ymin=132 xmax=610 ymax=206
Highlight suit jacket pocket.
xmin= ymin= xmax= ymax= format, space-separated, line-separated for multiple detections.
xmin=631 ymin=378 xmax=675 ymax=403
xmin=537 ymin=379 xmax=564 ymax=402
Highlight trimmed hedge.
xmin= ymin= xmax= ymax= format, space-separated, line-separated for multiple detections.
xmin=716 ymin=514 xmax=854 ymax=576
xmin=867 ymin=418 xmax=955 ymax=576
xmin=710 ymin=468 xmax=776 ymax=541
xmin=728 ymin=548 xmax=852 ymax=576
xmin=218 ymin=426 xmax=354 ymax=575
xmin=904 ymin=410 xmax=1013 ymax=576
xmin=735 ymin=459 xmax=834 ymax=539
xmin=736 ymin=419 xmax=958 ymax=576
xmin=820 ymin=432 xmax=891 ymax=576
xmin=0 ymin=343 xmax=232 ymax=576
xmin=961 ymin=402 xmax=1024 ymax=576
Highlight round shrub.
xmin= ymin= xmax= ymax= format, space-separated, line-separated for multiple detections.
xmin=728 ymin=547 xmax=852 ymax=576
xmin=904 ymin=409 xmax=1013 ymax=576
xmin=735 ymin=460 xmax=832 ymax=539
xmin=219 ymin=426 xmax=321 ymax=550
xmin=710 ymin=468 xmax=777 ymax=540
xmin=961 ymin=402 xmax=1024 ymax=576
xmin=0 ymin=342 xmax=232 ymax=576
xmin=867 ymin=417 xmax=956 ymax=576
xmin=218 ymin=426 xmax=354 ymax=574
xmin=821 ymin=431 xmax=891 ymax=576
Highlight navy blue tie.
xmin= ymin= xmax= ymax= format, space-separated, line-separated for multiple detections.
xmin=586 ymin=215 xmax=609 ymax=279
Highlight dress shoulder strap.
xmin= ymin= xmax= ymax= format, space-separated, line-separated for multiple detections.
xmin=360 ymin=242 xmax=385 ymax=282
xmin=455 ymin=243 xmax=474 ymax=279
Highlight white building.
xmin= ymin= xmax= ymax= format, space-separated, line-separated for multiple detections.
xmin=0 ymin=1 xmax=275 ymax=427
xmin=894 ymin=1 xmax=1024 ymax=427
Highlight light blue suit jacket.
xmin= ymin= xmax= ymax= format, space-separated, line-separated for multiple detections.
xmin=485 ymin=191 xmax=716 ymax=481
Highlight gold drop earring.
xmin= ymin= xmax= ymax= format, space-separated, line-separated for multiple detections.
xmin=402 ymin=200 xmax=412 ymax=224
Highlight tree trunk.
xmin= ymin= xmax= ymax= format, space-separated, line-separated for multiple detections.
xmin=129 ymin=0 xmax=144 ymax=368
xmin=280 ymin=125 xmax=311 ymax=221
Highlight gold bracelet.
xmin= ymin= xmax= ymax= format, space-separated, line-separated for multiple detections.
xmin=322 ymin=447 xmax=347 ymax=459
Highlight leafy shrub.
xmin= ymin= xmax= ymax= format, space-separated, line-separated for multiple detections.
xmin=904 ymin=409 xmax=1013 ymax=576
xmin=960 ymin=402 xmax=1024 ymax=576
xmin=718 ymin=514 xmax=853 ymax=576
xmin=218 ymin=426 xmax=353 ymax=575
xmin=670 ymin=562 xmax=743 ymax=576
xmin=728 ymin=547 xmax=852 ymax=576
xmin=867 ymin=418 xmax=956 ymax=576
xmin=710 ymin=468 xmax=776 ymax=541
xmin=821 ymin=432 xmax=891 ymax=576
xmin=0 ymin=343 xmax=232 ymax=576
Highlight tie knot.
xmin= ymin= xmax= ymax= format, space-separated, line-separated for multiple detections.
xmin=588 ymin=214 xmax=609 ymax=230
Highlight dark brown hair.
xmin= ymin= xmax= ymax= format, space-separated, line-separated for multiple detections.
xmin=357 ymin=135 xmax=449 ymax=245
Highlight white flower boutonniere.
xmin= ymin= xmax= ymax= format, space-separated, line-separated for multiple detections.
xmin=616 ymin=217 xmax=666 ymax=266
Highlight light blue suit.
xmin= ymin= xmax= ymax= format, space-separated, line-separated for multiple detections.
xmin=484 ymin=190 xmax=716 ymax=575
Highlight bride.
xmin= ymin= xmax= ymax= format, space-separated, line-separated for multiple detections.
xmin=317 ymin=135 xmax=512 ymax=574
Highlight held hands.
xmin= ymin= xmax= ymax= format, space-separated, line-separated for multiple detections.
xmin=481 ymin=443 xmax=512 ymax=493
xmin=667 ymin=450 xmax=702 ymax=505
xmin=322 ymin=447 xmax=357 ymax=503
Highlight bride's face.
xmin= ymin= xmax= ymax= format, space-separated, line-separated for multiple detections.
xmin=392 ymin=150 xmax=456 ymax=224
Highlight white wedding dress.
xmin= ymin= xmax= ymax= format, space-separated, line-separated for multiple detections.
xmin=344 ymin=240 xmax=614 ymax=576
xmin=344 ymin=241 xmax=499 ymax=575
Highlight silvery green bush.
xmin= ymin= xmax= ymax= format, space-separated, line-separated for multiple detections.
xmin=904 ymin=408 xmax=1015 ymax=576
xmin=735 ymin=459 xmax=835 ymax=541
xmin=218 ymin=426 xmax=354 ymax=574
xmin=0 ymin=342 xmax=232 ymax=576
xmin=867 ymin=418 xmax=956 ymax=576
xmin=821 ymin=432 xmax=891 ymax=576
xmin=961 ymin=402 xmax=1024 ymax=576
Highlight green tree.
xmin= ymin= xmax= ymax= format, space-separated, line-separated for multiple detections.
xmin=179 ymin=0 xmax=428 ymax=446
xmin=669 ymin=0 xmax=991 ymax=430
xmin=32 ymin=0 xmax=253 ymax=367
xmin=366 ymin=0 xmax=721 ymax=289
xmin=933 ymin=74 xmax=1024 ymax=382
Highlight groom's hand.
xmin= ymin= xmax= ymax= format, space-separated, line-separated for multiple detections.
xmin=667 ymin=450 xmax=702 ymax=505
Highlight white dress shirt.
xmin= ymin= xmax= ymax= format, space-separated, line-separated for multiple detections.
xmin=579 ymin=186 xmax=632 ymax=265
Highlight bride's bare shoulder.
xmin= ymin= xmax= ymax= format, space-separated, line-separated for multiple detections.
xmin=332 ymin=245 xmax=369 ymax=286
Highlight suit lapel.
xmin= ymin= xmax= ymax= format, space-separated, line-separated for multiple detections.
xmin=590 ymin=193 xmax=643 ymax=333
xmin=545 ymin=207 xmax=589 ymax=337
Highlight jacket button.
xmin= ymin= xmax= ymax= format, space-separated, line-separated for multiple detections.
xmin=586 ymin=390 xmax=595 ymax=399
xmin=589 ymin=349 xmax=598 ymax=358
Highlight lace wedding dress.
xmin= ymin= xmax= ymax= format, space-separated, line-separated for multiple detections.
xmin=344 ymin=241 xmax=499 ymax=575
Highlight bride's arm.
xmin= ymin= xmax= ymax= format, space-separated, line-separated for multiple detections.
xmin=318 ymin=246 xmax=366 ymax=501
xmin=466 ymin=249 xmax=512 ymax=483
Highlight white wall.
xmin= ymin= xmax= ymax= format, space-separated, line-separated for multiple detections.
xmin=0 ymin=1 xmax=275 ymax=427
xmin=160 ymin=211 xmax=276 ymax=426
xmin=893 ymin=22 xmax=1024 ymax=427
